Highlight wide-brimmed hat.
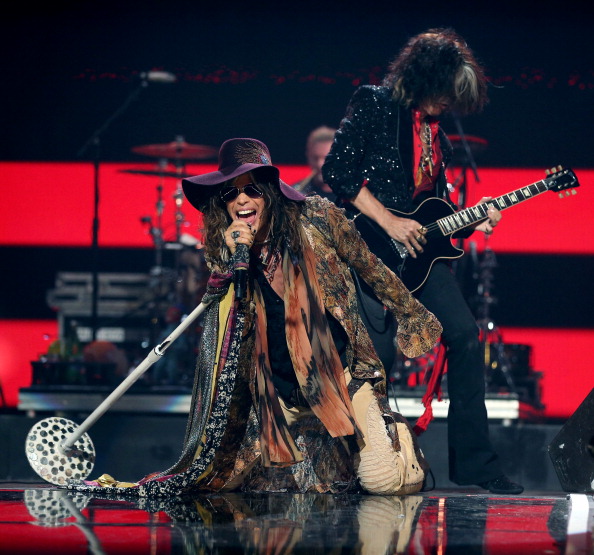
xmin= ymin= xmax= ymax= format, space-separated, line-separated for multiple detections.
xmin=182 ymin=138 xmax=305 ymax=210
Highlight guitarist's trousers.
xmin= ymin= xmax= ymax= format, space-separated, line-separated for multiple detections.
xmin=359 ymin=261 xmax=504 ymax=485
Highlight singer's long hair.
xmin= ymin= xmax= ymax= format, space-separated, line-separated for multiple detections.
xmin=201 ymin=175 xmax=305 ymax=269
xmin=382 ymin=27 xmax=488 ymax=115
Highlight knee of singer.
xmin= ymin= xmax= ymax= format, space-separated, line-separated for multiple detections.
xmin=357 ymin=453 xmax=405 ymax=494
xmin=358 ymin=420 xmax=426 ymax=495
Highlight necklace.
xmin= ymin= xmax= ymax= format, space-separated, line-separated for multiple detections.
xmin=261 ymin=247 xmax=281 ymax=283
xmin=420 ymin=121 xmax=434 ymax=176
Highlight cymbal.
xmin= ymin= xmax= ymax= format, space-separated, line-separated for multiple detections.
xmin=447 ymin=134 xmax=488 ymax=151
xmin=120 ymin=168 xmax=191 ymax=179
xmin=447 ymin=134 xmax=488 ymax=166
xmin=448 ymin=135 xmax=489 ymax=150
xmin=132 ymin=140 xmax=217 ymax=160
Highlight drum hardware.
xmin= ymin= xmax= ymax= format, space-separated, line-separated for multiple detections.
xmin=128 ymin=138 xmax=200 ymax=251
xmin=26 ymin=298 xmax=213 ymax=485
xmin=446 ymin=118 xmax=486 ymax=278
xmin=130 ymin=138 xmax=205 ymax=325
xmin=173 ymin=186 xmax=186 ymax=243
xmin=391 ymin=122 xmax=488 ymax=394
xmin=123 ymin=136 xmax=209 ymax=381
xmin=447 ymin=133 xmax=488 ymax=170
xmin=131 ymin=135 xmax=217 ymax=161
xmin=137 ymin=175 xmax=187 ymax=343
xmin=120 ymin=168 xmax=191 ymax=179
xmin=137 ymin=172 xmax=178 ymax=266
xmin=470 ymin=242 xmax=520 ymax=395
xmin=446 ymin=122 xmax=519 ymax=395
xmin=127 ymin=135 xmax=213 ymax=248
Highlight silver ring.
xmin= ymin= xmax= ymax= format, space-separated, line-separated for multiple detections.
xmin=231 ymin=230 xmax=240 ymax=242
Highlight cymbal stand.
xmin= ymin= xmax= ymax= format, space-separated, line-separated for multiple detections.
xmin=449 ymin=115 xmax=481 ymax=279
xmin=173 ymin=186 xmax=185 ymax=243
xmin=471 ymin=240 xmax=517 ymax=393
xmin=138 ymin=164 xmax=174 ymax=345
xmin=451 ymin=114 xmax=481 ymax=204
xmin=171 ymin=159 xmax=187 ymax=243
xmin=154 ymin=165 xmax=166 ymax=269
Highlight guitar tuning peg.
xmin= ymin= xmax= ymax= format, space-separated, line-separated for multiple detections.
xmin=571 ymin=189 xmax=577 ymax=195
xmin=545 ymin=168 xmax=551 ymax=176
xmin=558 ymin=192 xmax=564 ymax=199
xmin=557 ymin=165 xmax=564 ymax=172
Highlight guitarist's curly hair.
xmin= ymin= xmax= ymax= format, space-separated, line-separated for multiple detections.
xmin=383 ymin=27 xmax=488 ymax=116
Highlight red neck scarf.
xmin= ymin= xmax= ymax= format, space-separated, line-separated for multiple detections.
xmin=412 ymin=110 xmax=442 ymax=198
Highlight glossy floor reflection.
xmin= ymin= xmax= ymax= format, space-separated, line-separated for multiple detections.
xmin=0 ymin=483 xmax=591 ymax=554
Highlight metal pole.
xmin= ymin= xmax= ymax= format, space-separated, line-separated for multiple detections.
xmin=60 ymin=299 xmax=211 ymax=451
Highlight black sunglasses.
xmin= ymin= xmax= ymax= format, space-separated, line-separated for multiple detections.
xmin=219 ymin=183 xmax=264 ymax=203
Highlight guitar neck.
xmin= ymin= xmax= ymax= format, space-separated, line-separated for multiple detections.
xmin=437 ymin=179 xmax=550 ymax=235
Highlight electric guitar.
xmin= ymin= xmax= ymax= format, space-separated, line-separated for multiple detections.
xmin=353 ymin=166 xmax=580 ymax=292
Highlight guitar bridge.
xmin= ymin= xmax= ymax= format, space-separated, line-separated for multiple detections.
xmin=390 ymin=238 xmax=408 ymax=276
xmin=390 ymin=238 xmax=408 ymax=260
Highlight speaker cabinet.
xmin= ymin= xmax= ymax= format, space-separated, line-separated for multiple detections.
xmin=548 ymin=388 xmax=594 ymax=492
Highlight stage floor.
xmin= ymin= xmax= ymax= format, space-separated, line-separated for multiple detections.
xmin=0 ymin=482 xmax=591 ymax=554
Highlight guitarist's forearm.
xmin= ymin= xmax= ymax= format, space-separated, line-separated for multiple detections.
xmin=350 ymin=187 xmax=396 ymax=230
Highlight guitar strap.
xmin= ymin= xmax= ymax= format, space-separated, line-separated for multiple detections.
xmin=349 ymin=267 xmax=393 ymax=334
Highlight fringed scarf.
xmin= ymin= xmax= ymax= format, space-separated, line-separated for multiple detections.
xmin=66 ymin=271 xmax=247 ymax=497
xmin=254 ymin=239 xmax=361 ymax=467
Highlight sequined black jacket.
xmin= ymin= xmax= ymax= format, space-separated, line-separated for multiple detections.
xmin=322 ymin=85 xmax=454 ymax=217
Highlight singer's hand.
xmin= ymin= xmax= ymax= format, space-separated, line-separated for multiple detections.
xmin=225 ymin=222 xmax=257 ymax=254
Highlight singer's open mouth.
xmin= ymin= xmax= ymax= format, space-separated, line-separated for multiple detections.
xmin=236 ymin=209 xmax=258 ymax=226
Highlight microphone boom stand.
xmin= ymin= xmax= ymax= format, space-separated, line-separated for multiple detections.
xmin=76 ymin=79 xmax=151 ymax=341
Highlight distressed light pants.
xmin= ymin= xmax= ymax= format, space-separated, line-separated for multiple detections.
xmin=280 ymin=368 xmax=425 ymax=495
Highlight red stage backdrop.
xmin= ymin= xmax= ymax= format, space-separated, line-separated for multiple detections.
xmin=1 ymin=162 xmax=593 ymax=417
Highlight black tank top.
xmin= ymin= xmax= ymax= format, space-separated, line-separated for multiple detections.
xmin=255 ymin=270 xmax=348 ymax=404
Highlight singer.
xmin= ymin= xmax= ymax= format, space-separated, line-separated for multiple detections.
xmin=67 ymin=138 xmax=442 ymax=497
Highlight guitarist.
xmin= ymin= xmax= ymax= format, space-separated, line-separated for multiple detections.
xmin=322 ymin=28 xmax=523 ymax=495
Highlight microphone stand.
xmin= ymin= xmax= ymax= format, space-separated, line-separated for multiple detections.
xmin=76 ymin=78 xmax=150 ymax=341
xmin=450 ymin=115 xmax=481 ymax=280
xmin=452 ymin=113 xmax=481 ymax=193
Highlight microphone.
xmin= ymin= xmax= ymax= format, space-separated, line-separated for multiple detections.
xmin=233 ymin=244 xmax=250 ymax=300
xmin=140 ymin=71 xmax=177 ymax=84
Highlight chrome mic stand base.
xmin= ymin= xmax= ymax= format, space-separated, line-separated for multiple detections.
xmin=26 ymin=417 xmax=96 ymax=486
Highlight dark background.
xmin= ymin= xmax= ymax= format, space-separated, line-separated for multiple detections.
xmin=2 ymin=0 xmax=593 ymax=167
xmin=1 ymin=0 xmax=593 ymax=329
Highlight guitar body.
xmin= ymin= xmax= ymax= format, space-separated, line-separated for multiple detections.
xmin=354 ymin=197 xmax=465 ymax=292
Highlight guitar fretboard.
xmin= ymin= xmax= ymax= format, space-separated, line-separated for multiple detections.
xmin=437 ymin=180 xmax=550 ymax=235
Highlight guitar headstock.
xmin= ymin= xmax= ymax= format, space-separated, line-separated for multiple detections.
xmin=544 ymin=166 xmax=580 ymax=198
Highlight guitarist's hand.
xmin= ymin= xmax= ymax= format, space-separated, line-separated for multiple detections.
xmin=380 ymin=212 xmax=426 ymax=259
xmin=472 ymin=197 xmax=502 ymax=235
xmin=350 ymin=186 xmax=427 ymax=258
